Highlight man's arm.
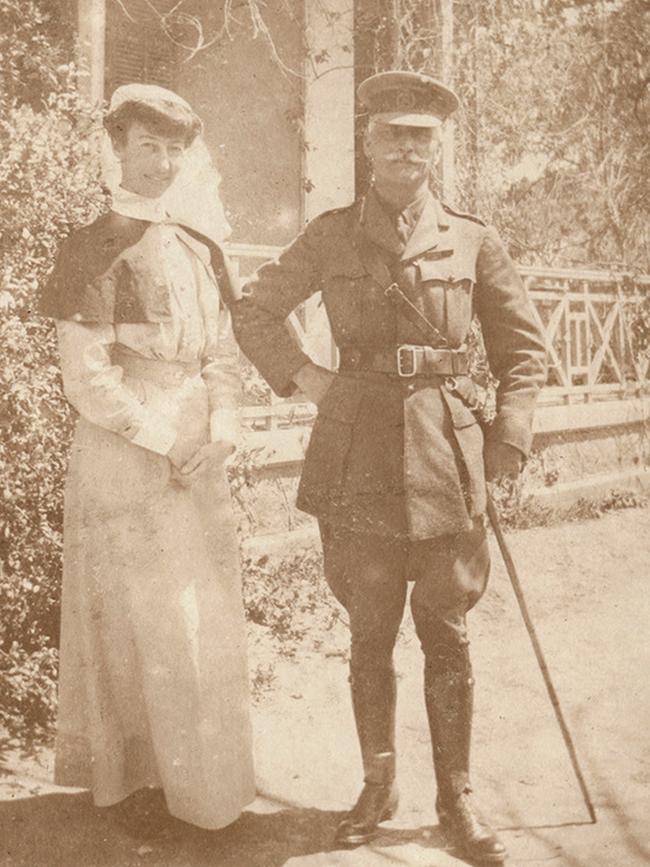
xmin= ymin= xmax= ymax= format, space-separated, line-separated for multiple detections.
xmin=474 ymin=226 xmax=548 ymax=471
xmin=231 ymin=222 xmax=327 ymax=398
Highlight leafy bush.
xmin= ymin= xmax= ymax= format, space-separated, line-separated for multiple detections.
xmin=491 ymin=477 xmax=647 ymax=531
xmin=0 ymin=0 xmax=74 ymax=110
xmin=242 ymin=546 xmax=347 ymax=702
xmin=242 ymin=548 xmax=343 ymax=660
xmin=0 ymin=2 xmax=105 ymax=739
xmin=489 ymin=478 xmax=554 ymax=531
xmin=566 ymin=489 xmax=648 ymax=523
xmin=0 ymin=642 xmax=58 ymax=739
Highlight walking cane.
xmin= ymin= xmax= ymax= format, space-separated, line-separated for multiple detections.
xmin=486 ymin=494 xmax=597 ymax=824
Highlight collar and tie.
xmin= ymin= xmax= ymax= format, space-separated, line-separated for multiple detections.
xmin=359 ymin=187 xmax=449 ymax=260
xmin=374 ymin=189 xmax=428 ymax=245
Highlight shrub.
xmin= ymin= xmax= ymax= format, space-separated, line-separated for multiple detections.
xmin=242 ymin=546 xmax=347 ymax=702
xmin=242 ymin=548 xmax=343 ymax=661
xmin=0 ymin=2 xmax=105 ymax=739
xmin=491 ymin=477 xmax=647 ymax=531
xmin=0 ymin=642 xmax=58 ymax=739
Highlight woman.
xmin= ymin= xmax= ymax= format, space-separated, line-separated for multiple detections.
xmin=40 ymin=84 xmax=255 ymax=832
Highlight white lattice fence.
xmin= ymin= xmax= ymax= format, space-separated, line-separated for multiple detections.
xmin=522 ymin=267 xmax=650 ymax=408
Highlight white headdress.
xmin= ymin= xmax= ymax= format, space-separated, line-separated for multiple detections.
xmin=101 ymin=83 xmax=231 ymax=243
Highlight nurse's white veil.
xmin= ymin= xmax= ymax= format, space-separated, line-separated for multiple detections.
xmin=100 ymin=83 xmax=231 ymax=244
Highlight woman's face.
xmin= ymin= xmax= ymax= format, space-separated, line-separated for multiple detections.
xmin=113 ymin=121 xmax=187 ymax=198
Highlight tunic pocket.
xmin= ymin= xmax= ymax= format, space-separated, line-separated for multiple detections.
xmin=418 ymin=260 xmax=475 ymax=345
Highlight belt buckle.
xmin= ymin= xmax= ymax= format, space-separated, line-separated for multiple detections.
xmin=397 ymin=344 xmax=418 ymax=377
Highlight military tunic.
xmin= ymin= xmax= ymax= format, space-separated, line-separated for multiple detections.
xmin=232 ymin=187 xmax=547 ymax=540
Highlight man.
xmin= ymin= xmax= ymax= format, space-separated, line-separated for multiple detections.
xmin=232 ymin=71 xmax=547 ymax=863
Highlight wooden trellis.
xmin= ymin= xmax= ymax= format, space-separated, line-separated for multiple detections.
xmin=521 ymin=267 xmax=650 ymax=407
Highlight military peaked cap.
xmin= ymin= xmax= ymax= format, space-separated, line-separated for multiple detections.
xmin=358 ymin=70 xmax=460 ymax=127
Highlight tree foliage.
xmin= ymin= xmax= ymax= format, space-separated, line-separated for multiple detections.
xmin=357 ymin=0 xmax=649 ymax=405
xmin=384 ymin=0 xmax=650 ymax=270
xmin=472 ymin=0 xmax=649 ymax=269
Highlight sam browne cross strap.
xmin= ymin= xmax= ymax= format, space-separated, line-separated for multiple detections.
xmin=344 ymin=232 xmax=468 ymax=378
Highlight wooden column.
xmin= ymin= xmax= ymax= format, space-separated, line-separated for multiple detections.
xmin=440 ymin=0 xmax=456 ymax=203
xmin=77 ymin=0 xmax=106 ymax=107
xmin=299 ymin=0 xmax=355 ymax=370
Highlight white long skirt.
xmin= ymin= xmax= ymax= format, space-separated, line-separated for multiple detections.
xmin=54 ymin=399 xmax=255 ymax=829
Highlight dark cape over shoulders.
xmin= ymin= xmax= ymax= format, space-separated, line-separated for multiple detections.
xmin=40 ymin=211 xmax=241 ymax=324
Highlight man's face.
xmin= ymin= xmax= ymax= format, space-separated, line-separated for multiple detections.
xmin=113 ymin=121 xmax=187 ymax=198
xmin=364 ymin=122 xmax=438 ymax=189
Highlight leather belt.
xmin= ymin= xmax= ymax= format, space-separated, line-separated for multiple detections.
xmin=339 ymin=344 xmax=469 ymax=377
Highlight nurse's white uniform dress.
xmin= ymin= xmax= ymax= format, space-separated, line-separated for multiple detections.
xmin=53 ymin=188 xmax=255 ymax=829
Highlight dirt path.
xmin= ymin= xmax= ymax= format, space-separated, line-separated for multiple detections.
xmin=2 ymin=508 xmax=649 ymax=866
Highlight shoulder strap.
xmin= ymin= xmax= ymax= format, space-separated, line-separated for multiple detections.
xmin=352 ymin=231 xmax=448 ymax=348
xmin=441 ymin=202 xmax=486 ymax=226
xmin=385 ymin=283 xmax=448 ymax=348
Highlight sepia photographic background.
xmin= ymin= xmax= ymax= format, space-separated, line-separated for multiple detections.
xmin=1 ymin=1 xmax=649 ymax=864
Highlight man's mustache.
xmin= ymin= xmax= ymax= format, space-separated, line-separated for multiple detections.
xmin=385 ymin=155 xmax=428 ymax=164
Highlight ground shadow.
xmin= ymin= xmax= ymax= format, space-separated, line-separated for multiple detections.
xmin=362 ymin=824 xmax=463 ymax=864
xmin=490 ymin=753 xmax=650 ymax=867
xmin=1 ymin=791 xmax=335 ymax=867
xmin=0 ymin=790 xmax=462 ymax=867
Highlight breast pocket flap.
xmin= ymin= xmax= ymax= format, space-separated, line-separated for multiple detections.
xmin=419 ymin=259 xmax=475 ymax=288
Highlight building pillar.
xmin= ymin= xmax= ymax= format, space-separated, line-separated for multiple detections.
xmin=440 ymin=0 xmax=456 ymax=203
xmin=298 ymin=0 xmax=355 ymax=370
xmin=77 ymin=0 xmax=106 ymax=107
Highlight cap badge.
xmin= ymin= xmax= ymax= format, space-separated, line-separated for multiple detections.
xmin=395 ymin=90 xmax=418 ymax=110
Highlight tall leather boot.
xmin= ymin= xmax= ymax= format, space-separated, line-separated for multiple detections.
xmin=334 ymin=663 xmax=399 ymax=847
xmin=424 ymin=659 xmax=506 ymax=864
